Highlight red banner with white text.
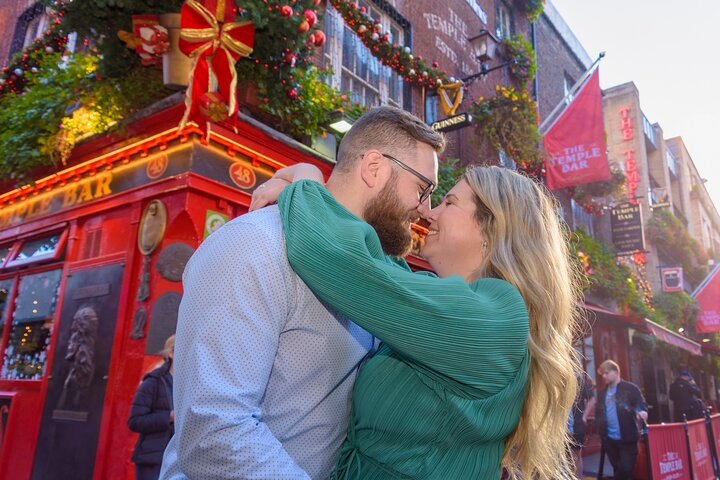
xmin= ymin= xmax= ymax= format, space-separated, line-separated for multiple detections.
xmin=543 ymin=69 xmax=612 ymax=190
xmin=647 ymin=422 xmax=691 ymax=480
xmin=687 ymin=419 xmax=714 ymax=480
xmin=711 ymin=414 xmax=720 ymax=466
xmin=694 ymin=265 xmax=720 ymax=333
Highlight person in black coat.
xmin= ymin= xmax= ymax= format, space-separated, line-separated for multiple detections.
xmin=669 ymin=370 xmax=704 ymax=422
xmin=596 ymin=359 xmax=648 ymax=480
xmin=128 ymin=335 xmax=175 ymax=480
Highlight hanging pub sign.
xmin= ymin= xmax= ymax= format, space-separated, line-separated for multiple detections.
xmin=431 ymin=81 xmax=472 ymax=133
xmin=661 ymin=267 xmax=683 ymax=292
xmin=650 ymin=187 xmax=671 ymax=209
xmin=610 ymin=201 xmax=645 ymax=254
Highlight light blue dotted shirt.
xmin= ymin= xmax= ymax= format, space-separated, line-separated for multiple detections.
xmin=159 ymin=206 xmax=374 ymax=479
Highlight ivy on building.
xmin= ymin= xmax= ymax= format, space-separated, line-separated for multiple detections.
xmin=646 ymin=209 xmax=710 ymax=288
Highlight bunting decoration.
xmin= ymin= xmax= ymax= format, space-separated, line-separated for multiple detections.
xmin=179 ymin=0 xmax=255 ymax=132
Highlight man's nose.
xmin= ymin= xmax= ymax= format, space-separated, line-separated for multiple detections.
xmin=416 ymin=197 xmax=432 ymax=220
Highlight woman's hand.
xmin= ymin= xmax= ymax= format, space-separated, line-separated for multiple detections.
xmin=249 ymin=163 xmax=325 ymax=211
xmin=249 ymin=178 xmax=291 ymax=211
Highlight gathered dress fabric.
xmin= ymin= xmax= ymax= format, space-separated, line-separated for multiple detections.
xmin=278 ymin=181 xmax=531 ymax=479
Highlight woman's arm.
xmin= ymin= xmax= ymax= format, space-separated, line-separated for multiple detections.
xmin=279 ymin=181 xmax=529 ymax=394
xmin=249 ymin=163 xmax=324 ymax=211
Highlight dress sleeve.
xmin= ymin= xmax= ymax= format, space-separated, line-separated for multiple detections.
xmin=279 ymin=181 xmax=529 ymax=394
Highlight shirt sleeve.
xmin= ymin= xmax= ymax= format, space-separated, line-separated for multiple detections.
xmin=279 ymin=181 xmax=529 ymax=396
xmin=171 ymin=219 xmax=310 ymax=479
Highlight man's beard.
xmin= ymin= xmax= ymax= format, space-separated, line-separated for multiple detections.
xmin=363 ymin=174 xmax=416 ymax=257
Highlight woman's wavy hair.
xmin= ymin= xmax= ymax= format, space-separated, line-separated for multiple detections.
xmin=463 ymin=166 xmax=584 ymax=480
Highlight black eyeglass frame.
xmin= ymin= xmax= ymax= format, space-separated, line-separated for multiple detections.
xmin=372 ymin=152 xmax=437 ymax=204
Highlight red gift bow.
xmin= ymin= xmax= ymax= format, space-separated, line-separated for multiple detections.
xmin=179 ymin=0 xmax=254 ymax=130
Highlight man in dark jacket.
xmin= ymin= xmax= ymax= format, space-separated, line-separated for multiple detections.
xmin=596 ymin=359 xmax=648 ymax=480
xmin=669 ymin=370 xmax=704 ymax=422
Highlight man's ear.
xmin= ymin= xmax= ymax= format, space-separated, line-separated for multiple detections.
xmin=359 ymin=150 xmax=385 ymax=188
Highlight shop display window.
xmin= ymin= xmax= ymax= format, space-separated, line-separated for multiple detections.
xmin=1 ymin=269 xmax=62 ymax=380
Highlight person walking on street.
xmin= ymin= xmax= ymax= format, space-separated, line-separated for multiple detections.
xmin=595 ymin=359 xmax=648 ymax=480
xmin=128 ymin=335 xmax=175 ymax=480
xmin=569 ymin=373 xmax=596 ymax=478
xmin=669 ymin=370 xmax=704 ymax=422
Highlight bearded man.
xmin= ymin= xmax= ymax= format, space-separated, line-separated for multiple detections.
xmin=161 ymin=106 xmax=445 ymax=480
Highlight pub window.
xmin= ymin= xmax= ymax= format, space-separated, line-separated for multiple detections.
xmin=0 ymin=245 xmax=12 ymax=268
xmin=1 ymin=269 xmax=62 ymax=380
xmin=8 ymin=3 xmax=49 ymax=60
xmin=0 ymin=279 xmax=15 ymax=353
xmin=495 ymin=1 xmax=513 ymax=40
xmin=4 ymin=230 xmax=68 ymax=269
xmin=323 ymin=1 xmax=406 ymax=108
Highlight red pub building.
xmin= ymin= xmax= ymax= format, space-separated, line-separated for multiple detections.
xmin=0 ymin=102 xmax=348 ymax=479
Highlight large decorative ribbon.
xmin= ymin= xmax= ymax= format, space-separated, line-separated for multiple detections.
xmin=179 ymin=0 xmax=254 ymax=131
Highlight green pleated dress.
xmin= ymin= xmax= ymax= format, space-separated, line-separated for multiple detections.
xmin=278 ymin=181 xmax=530 ymax=479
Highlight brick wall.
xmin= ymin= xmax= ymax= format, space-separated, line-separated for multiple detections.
xmin=0 ymin=0 xmax=37 ymax=68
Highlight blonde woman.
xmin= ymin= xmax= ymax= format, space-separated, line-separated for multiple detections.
xmin=128 ymin=335 xmax=175 ymax=480
xmin=254 ymin=165 xmax=583 ymax=479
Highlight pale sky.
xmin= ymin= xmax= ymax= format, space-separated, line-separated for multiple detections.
xmin=549 ymin=0 xmax=720 ymax=211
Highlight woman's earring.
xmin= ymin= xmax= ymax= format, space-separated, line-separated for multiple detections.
xmin=482 ymin=240 xmax=488 ymax=248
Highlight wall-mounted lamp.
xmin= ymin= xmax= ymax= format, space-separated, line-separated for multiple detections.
xmin=461 ymin=29 xmax=511 ymax=84
xmin=327 ymin=110 xmax=354 ymax=134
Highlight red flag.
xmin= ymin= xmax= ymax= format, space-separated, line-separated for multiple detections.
xmin=543 ymin=69 xmax=612 ymax=190
xmin=694 ymin=265 xmax=720 ymax=333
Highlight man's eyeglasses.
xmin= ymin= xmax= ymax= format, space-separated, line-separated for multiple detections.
xmin=380 ymin=153 xmax=437 ymax=204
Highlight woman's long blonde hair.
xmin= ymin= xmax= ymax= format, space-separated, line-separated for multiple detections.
xmin=464 ymin=166 xmax=583 ymax=480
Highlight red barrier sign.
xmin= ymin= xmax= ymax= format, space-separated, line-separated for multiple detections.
xmin=711 ymin=415 xmax=720 ymax=468
xmin=687 ymin=419 xmax=714 ymax=480
xmin=647 ymin=423 xmax=691 ymax=480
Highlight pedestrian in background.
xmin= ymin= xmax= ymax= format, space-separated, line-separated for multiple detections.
xmin=128 ymin=335 xmax=175 ymax=480
xmin=669 ymin=370 xmax=704 ymax=422
xmin=569 ymin=373 xmax=596 ymax=478
xmin=595 ymin=359 xmax=648 ymax=480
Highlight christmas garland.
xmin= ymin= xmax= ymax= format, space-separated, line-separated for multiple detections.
xmin=567 ymin=168 xmax=626 ymax=215
xmin=328 ymin=0 xmax=451 ymax=89
xmin=0 ymin=3 xmax=67 ymax=98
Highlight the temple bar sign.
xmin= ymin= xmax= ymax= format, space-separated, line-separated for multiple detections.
xmin=610 ymin=202 xmax=645 ymax=253
xmin=431 ymin=112 xmax=472 ymax=133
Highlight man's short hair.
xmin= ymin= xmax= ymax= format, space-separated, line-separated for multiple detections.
xmin=597 ymin=359 xmax=620 ymax=376
xmin=335 ymin=106 xmax=446 ymax=172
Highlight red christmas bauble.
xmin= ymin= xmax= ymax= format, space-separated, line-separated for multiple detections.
xmin=298 ymin=20 xmax=310 ymax=33
xmin=313 ymin=30 xmax=326 ymax=47
xmin=303 ymin=9 xmax=318 ymax=27
xmin=280 ymin=5 xmax=293 ymax=16
xmin=313 ymin=0 xmax=322 ymax=5
xmin=307 ymin=33 xmax=316 ymax=45
xmin=288 ymin=88 xmax=298 ymax=99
